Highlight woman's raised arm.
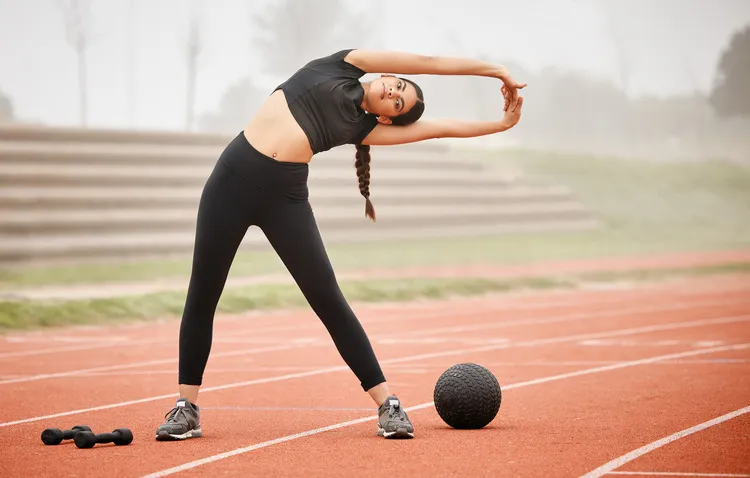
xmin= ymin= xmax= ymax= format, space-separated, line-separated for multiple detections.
xmin=344 ymin=49 xmax=506 ymax=78
xmin=361 ymin=97 xmax=524 ymax=146
xmin=345 ymin=50 xmax=527 ymax=109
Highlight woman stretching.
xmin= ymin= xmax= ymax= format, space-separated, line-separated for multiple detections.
xmin=155 ymin=48 xmax=526 ymax=441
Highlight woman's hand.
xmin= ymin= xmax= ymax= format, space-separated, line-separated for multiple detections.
xmin=500 ymin=96 xmax=524 ymax=131
xmin=496 ymin=66 xmax=527 ymax=112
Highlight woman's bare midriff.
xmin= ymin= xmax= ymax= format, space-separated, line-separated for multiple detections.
xmin=242 ymin=90 xmax=315 ymax=164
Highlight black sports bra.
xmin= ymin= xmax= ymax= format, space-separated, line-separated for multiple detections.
xmin=273 ymin=49 xmax=379 ymax=154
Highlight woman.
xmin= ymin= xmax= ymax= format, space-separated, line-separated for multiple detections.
xmin=155 ymin=48 xmax=526 ymax=441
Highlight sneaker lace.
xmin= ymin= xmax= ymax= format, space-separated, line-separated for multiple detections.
xmin=164 ymin=406 xmax=188 ymax=423
xmin=388 ymin=403 xmax=406 ymax=421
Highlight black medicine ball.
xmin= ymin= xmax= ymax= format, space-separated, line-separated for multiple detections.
xmin=433 ymin=363 xmax=502 ymax=429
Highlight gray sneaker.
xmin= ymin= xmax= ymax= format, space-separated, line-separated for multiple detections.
xmin=155 ymin=398 xmax=202 ymax=441
xmin=377 ymin=396 xmax=414 ymax=439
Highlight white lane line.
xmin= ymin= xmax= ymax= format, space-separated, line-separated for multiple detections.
xmin=4 ymin=335 xmax=132 ymax=343
xmin=400 ymin=298 xmax=750 ymax=338
xmin=201 ymin=406 xmax=374 ymax=412
xmin=2 ymin=313 xmax=747 ymax=428
xmin=4 ymin=297 xmax=744 ymax=387
xmin=0 ymin=342 xmax=324 ymax=385
xmin=229 ymin=291 xmax=705 ymax=338
xmin=0 ymin=338 xmax=166 ymax=360
xmin=139 ymin=343 xmax=750 ymax=478
xmin=379 ymin=315 xmax=750 ymax=368
xmin=606 ymin=472 xmax=750 ymax=477
xmin=582 ymin=407 xmax=750 ymax=477
xmin=4 ymin=358 xmax=742 ymax=380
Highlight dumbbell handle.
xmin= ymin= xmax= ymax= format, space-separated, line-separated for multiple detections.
xmin=94 ymin=431 xmax=122 ymax=443
xmin=60 ymin=429 xmax=81 ymax=440
xmin=76 ymin=429 xmax=133 ymax=448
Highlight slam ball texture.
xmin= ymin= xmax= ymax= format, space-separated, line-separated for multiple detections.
xmin=433 ymin=363 xmax=502 ymax=429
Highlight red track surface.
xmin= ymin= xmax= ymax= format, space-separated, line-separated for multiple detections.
xmin=1 ymin=269 xmax=749 ymax=477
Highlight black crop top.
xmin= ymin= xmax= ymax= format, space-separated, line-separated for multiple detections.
xmin=273 ymin=49 xmax=379 ymax=154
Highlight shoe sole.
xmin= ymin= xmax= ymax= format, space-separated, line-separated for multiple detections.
xmin=377 ymin=425 xmax=414 ymax=439
xmin=155 ymin=428 xmax=203 ymax=441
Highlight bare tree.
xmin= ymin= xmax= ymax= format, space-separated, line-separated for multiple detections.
xmin=185 ymin=13 xmax=203 ymax=132
xmin=57 ymin=0 xmax=91 ymax=127
xmin=598 ymin=6 xmax=630 ymax=95
xmin=710 ymin=24 xmax=750 ymax=119
xmin=0 ymin=88 xmax=14 ymax=123
xmin=126 ymin=0 xmax=136 ymax=127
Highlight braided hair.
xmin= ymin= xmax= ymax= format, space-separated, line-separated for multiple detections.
xmin=355 ymin=78 xmax=425 ymax=222
xmin=354 ymin=143 xmax=375 ymax=220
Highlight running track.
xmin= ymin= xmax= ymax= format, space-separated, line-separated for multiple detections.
xmin=1 ymin=275 xmax=749 ymax=477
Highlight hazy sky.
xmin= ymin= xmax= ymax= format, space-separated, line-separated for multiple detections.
xmin=1 ymin=0 xmax=749 ymax=130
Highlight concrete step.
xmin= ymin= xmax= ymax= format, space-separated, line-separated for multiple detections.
xmin=1 ymin=202 xmax=591 ymax=234
xmin=0 ymin=125 xmax=233 ymax=146
xmin=0 ymin=126 xmax=597 ymax=267
xmin=0 ymin=142 xmax=480 ymax=171
xmin=0 ymin=163 xmax=516 ymax=189
xmin=0 ymin=219 xmax=600 ymax=266
xmin=0 ymin=125 xmax=450 ymax=154
xmin=0 ymin=185 xmax=573 ymax=209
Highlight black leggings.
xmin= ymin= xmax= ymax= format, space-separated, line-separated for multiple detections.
xmin=177 ymin=132 xmax=386 ymax=392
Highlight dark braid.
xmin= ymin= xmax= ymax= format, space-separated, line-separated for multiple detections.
xmin=352 ymin=76 xmax=425 ymax=222
xmin=354 ymin=143 xmax=375 ymax=221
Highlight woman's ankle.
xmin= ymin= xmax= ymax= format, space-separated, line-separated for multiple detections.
xmin=178 ymin=384 xmax=201 ymax=404
xmin=366 ymin=382 xmax=391 ymax=407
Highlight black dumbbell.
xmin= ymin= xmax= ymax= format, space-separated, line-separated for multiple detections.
xmin=41 ymin=425 xmax=92 ymax=445
xmin=74 ymin=428 xmax=133 ymax=449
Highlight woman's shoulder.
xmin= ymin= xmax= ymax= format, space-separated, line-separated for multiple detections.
xmin=305 ymin=49 xmax=367 ymax=77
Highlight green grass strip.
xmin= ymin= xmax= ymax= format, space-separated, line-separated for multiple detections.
xmin=1 ymin=262 xmax=748 ymax=333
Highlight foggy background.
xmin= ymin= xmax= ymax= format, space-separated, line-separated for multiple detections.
xmin=1 ymin=0 xmax=749 ymax=160
xmin=1 ymin=0 xmax=750 ymax=364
